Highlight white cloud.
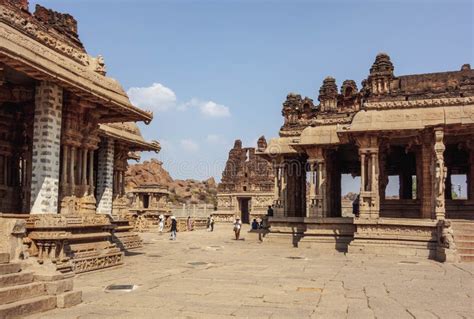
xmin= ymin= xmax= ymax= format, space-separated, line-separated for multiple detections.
xmin=179 ymin=99 xmax=231 ymax=118
xmin=199 ymin=101 xmax=231 ymax=118
xmin=206 ymin=134 xmax=227 ymax=145
xmin=127 ymin=82 xmax=230 ymax=118
xmin=180 ymin=139 xmax=200 ymax=152
xmin=127 ymin=83 xmax=177 ymax=112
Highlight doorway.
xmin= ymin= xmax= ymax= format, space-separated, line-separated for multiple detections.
xmin=239 ymin=197 xmax=250 ymax=223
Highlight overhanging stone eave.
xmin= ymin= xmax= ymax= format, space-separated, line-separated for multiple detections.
xmin=340 ymin=104 xmax=474 ymax=134
xmin=0 ymin=23 xmax=153 ymax=124
xmin=295 ymin=124 xmax=342 ymax=147
xmin=98 ymin=126 xmax=161 ymax=153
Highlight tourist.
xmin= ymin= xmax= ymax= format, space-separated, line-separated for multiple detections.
xmin=206 ymin=217 xmax=211 ymax=231
xmin=233 ymin=217 xmax=242 ymax=240
xmin=187 ymin=216 xmax=193 ymax=231
xmin=158 ymin=214 xmax=164 ymax=234
xmin=259 ymin=218 xmax=265 ymax=229
xmin=251 ymin=219 xmax=259 ymax=230
xmin=267 ymin=205 xmax=274 ymax=217
xmin=170 ymin=216 xmax=177 ymax=240
xmin=210 ymin=215 xmax=215 ymax=232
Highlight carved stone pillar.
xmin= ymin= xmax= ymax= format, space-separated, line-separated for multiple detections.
xmin=96 ymin=138 xmax=114 ymax=214
xmin=61 ymin=145 xmax=68 ymax=185
xmin=420 ymin=132 xmax=434 ymax=218
xmin=77 ymin=149 xmax=82 ymax=187
xmin=82 ymin=149 xmax=88 ymax=186
xmin=121 ymin=171 xmax=126 ymax=196
xmin=30 ymin=81 xmax=63 ymax=214
xmin=308 ymin=160 xmax=317 ymax=218
xmin=273 ymin=164 xmax=280 ymax=204
xmin=88 ymin=150 xmax=94 ymax=194
xmin=357 ymin=136 xmax=380 ymax=219
xmin=316 ymin=160 xmax=327 ymax=218
xmin=70 ymin=146 xmax=75 ymax=187
xmin=433 ymin=128 xmax=446 ymax=220
xmin=307 ymin=148 xmax=326 ymax=218
xmin=281 ymin=163 xmax=288 ymax=217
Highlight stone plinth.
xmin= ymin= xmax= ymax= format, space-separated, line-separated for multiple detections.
xmin=26 ymin=214 xmax=123 ymax=274
xmin=267 ymin=217 xmax=355 ymax=251
xmin=110 ymin=216 xmax=143 ymax=250
xmin=347 ymin=218 xmax=439 ymax=259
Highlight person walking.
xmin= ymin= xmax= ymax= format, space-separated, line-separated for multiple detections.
xmin=267 ymin=205 xmax=274 ymax=217
xmin=187 ymin=216 xmax=193 ymax=231
xmin=158 ymin=214 xmax=164 ymax=234
xmin=210 ymin=215 xmax=215 ymax=232
xmin=233 ymin=217 xmax=242 ymax=240
xmin=206 ymin=217 xmax=211 ymax=231
xmin=170 ymin=216 xmax=177 ymax=240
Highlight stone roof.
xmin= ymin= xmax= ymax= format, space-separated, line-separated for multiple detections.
xmin=131 ymin=183 xmax=170 ymax=194
xmin=99 ymin=122 xmax=161 ymax=152
xmin=0 ymin=1 xmax=153 ymax=123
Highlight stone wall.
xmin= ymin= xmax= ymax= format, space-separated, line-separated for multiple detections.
xmin=30 ymin=81 xmax=63 ymax=214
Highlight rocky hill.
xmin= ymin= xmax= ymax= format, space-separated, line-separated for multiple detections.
xmin=125 ymin=159 xmax=217 ymax=206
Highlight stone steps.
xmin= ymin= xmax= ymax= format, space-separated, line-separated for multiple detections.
xmin=454 ymin=234 xmax=474 ymax=241
xmin=0 ymin=253 xmax=78 ymax=317
xmin=0 ymin=295 xmax=57 ymax=319
xmin=0 ymin=282 xmax=45 ymax=305
xmin=0 ymin=263 xmax=21 ymax=275
xmin=460 ymin=254 xmax=474 ymax=262
xmin=0 ymin=272 xmax=34 ymax=288
xmin=451 ymin=220 xmax=474 ymax=262
xmin=0 ymin=253 xmax=10 ymax=264
xmin=458 ymin=248 xmax=474 ymax=255
xmin=455 ymin=240 xmax=474 ymax=248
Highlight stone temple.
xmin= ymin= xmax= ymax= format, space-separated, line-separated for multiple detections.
xmin=0 ymin=1 xmax=159 ymax=316
xmin=215 ymin=137 xmax=274 ymax=223
xmin=258 ymin=53 xmax=474 ymax=262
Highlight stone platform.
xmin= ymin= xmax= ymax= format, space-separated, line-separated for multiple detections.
xmin=29 ymin=224 xmax=473 ymax=319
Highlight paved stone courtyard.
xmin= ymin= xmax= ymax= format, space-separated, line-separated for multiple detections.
xmin=30 ymin=225 xmax=473 ymax=319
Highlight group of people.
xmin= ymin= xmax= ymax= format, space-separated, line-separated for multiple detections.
xmin=206 ymin=215 xmax=215 ymax=232
xmin=156 ymin=205 xmax=275 ymax=241
xmin=157 ymin=214 xmax=179 ymax=240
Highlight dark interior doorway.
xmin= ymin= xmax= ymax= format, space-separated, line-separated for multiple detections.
xmin=143 ymin=195 xmax=150 ymax=209
xmin=239 ymin=197 xmax=250 ymax=223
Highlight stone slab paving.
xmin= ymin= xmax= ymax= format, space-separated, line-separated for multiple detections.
xmin=29 ymin=225 xmax=473 ymax=319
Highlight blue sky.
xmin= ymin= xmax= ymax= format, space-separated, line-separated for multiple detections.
xmin=31 ymin=0 xmax=473 ymax=194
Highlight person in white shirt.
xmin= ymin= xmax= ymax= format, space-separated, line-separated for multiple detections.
xmin=158 ymin=214 xmax=164 ymax=233
xmin=233 ymin=217 xmax=242 ymax=240
xmin=210 ymin=215 xmax=215 ymax=232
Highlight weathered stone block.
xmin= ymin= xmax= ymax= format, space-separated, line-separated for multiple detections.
xmin=56 ymin=290 xmax=82 ymax=308
xmin=0 ymin=263 xmax=21 ymax=275
xmin=0 ymin=296 xmax=56 ymax=318
xmin=45 ymin=278 xmax=73 ymax=295
xmin=0 ymin=253 xmax=9 ymax=264
xmin=0 ymin=282 xmax=45 ymax=305
xmin=0 ymin=272 xmax=34 ymax=288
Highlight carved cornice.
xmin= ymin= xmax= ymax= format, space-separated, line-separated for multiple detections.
xmin=364 ymin=96 xmax=474 ymax=109
xmin=0 ymin=12 xmax=153 ymax=123
xmin=0 ymin=5 xmax=90 ymax=66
